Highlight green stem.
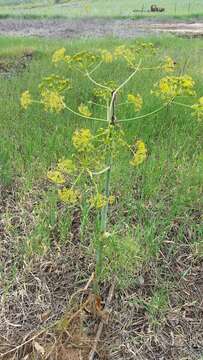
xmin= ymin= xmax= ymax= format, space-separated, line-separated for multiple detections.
xmin=64 ymin=104 xmax=106 ymax=122
xmin=95 ymin=97 xmax=114 ymax=290
xmin=85 ymin=71 xmax=112 ymax=91
xmin=118 ymin=101 xmax=172 ymax=123
xmin=173 ymin=101 xmax=192 ymax=109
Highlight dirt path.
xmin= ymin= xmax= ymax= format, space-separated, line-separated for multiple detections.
xmin=0 ymin=18 xmax=203 ymax=38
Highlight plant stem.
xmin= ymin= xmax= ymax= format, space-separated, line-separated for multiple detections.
xmin=64 ymin=104 xmax=106 ymax=122
xmin=95 ymin=94 xmax=115 ymax=290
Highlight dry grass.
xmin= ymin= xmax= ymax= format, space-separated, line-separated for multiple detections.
xmin=0 ymin=183 xmax=202 ymax=359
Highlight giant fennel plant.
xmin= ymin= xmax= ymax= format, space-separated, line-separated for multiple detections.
xmin=21 ymin=43 xmax=202 ymax=291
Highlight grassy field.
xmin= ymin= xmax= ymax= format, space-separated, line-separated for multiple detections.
xmin=0 ymin=34 xmax=203 ymax=358
xmin=0 ymin=0 xmax=202 ymax=19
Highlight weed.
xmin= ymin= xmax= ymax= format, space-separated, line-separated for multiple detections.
xmin=21 ymin=40 xmax=202 ymax=292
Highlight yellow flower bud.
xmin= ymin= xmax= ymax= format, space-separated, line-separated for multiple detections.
xmin=101 ymin=50 xmax=113 ymax=63
xmin=52 ymin=48 xmax=66 ymax=64
xmin=78 ymin=103 xmax=92 ymax=117
xmin=72 ymin=128 xmax=93 ymax=152
xmin=128 ymin=94 xmax=143 ymax=111
xmin=47 ymin=170 xmax=65 ymax=184
xmin=20 ymin=90 xmax=32 ymax=109
xmin=130 ymin=140 xmax=147 ymax=167
xmin=57 ymin=159 xmax=76 ymax=174
xmin=162 ymin=57 xmax=175 ymax=72
xmin=58 ymin=188 xmax=81 ymax=204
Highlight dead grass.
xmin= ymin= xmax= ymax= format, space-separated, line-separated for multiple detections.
xmin=0 ymin=183 xmax=202 ymax=360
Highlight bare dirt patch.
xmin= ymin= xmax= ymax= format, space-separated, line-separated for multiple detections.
xmin=0 ymin=18 xmax=202 ymax=39
xmin=0 ymin=48 xmax=34 ymax=76
xmin=140 ymin=21 xmax=203 ymax=37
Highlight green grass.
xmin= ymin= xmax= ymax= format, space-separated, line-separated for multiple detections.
xmin=1 ymin=35 xmax=203 ymax=263
xmin=0 ymin=0 xmax=202 ymax=19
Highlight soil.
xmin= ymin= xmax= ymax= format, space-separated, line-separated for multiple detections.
xmin=0 ymin=49 xmax=33 ymax=76
xmin=0 ymin=18 xmax=202 ymax=38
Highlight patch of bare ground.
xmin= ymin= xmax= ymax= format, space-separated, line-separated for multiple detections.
xmin=0 ymin=18 xmax=203 ymax=39
xmin=0 ymin=184 xmax=202 ymax=359
xmin=138 ymin=21 xmax=203 ymax=38
xmin=0 ymin=48 xmax=34 ymax=76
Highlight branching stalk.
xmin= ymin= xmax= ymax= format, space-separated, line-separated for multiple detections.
xmin=86 ymin=71 xmax=112 ymax=91
xmin=64 ymin=104 xmax=106 ymax=122
xmin=118 ymin=102 xmax=172 ymax=122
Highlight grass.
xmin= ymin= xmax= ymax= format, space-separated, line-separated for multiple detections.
xmin=0 ymin=0 xmax=202 ymax=19
xmin=0 ymin=35 xmax=203 ymax=358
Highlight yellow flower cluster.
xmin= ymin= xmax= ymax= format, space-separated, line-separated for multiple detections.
xmin=192 ymin=97 xmax=203 ymax=120
xmin=58 ymin=188 xmax=80 ymax=204
xmin=128 ymin=94 xmax=143 ymax=111
xmin=47 ymin=159 xmax=79 ymax=205
xmin=130 ymin=140 xmax=147 ymax=167
xmin=113 ymin=43 xmax=155 ymax=66
xmin=100 ymin=50 xmax=113 ymax=64
xmin=39 ymin=75 xmax=71 ymax=93
xmin=20 ymin=90 xmax=32 ymax=109
xmin=162 ymin=57 xmax=175 ymax=72
xmin=72 ymin=128 xmax=93 ymax=152
xmin=52 ymin=48 xmax=71 ymax=65
xmin=153 ymin=75 xmax=196 ymax=99
xmin=109 ymin=195 xmax=115 ymax=205
xmin=57 ymin=159 xmax=76 ymax=174
xmin=78 ymin=103 xmax=92 ymax=117
xmin=72 ymin=51 xmax=98 ymax=69
xmin=138 ymin=42 xmax=155 ymax=53
xmin=52 ymin=48 xmax=66 ymax=64
xmin=90 ymin=193 xmax=115 ymax=209
xmin=114 ymin=45 xmax=135 ymax=65
xmin=41 ymin=90 xmax=65 ymax=113
xmin=47 ymin=170 xmax=65 ymax=184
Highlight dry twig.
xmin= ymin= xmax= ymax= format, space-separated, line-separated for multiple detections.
xmin=88 ymin=278 xmax=116 ymax=360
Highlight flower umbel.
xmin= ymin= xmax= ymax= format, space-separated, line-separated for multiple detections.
xmin=39 ymin=75 xmax=71 ymax=93
xmin=100 ymin=50 xmax=113 ymax=64
xmin=52 ymin=48 xmax=66 ymax=64
xmin=58 ymin=188 xmax=80 ymax=204
xmin=47 ymin=170 xmax=65 ymax=184
xmin=128 ymin=94 xmax=143 ymax=111
xmin=72 ymin=51 xmax=98 ymax=69
xmin=57 ymin=159 xmax=76 ymax=174
xmin=90 ymin=193 xmax=109 ymax=209
xmin=72 ymin=128 xmax=93 ymax=152
xmin=130 ymin=140 xmax=147 ymax=167
xmin=20 ymin=90 xmax=32 ymax=109
xmin=78 ymin=103 xmax=92 ymax=117
xmin=114 ymin=45 xmax=135 ymax=66
xmin=90 ymin=193 xmax=115 ymax=209
xmin=162 ymin=57 xmax=175 ymax=73
xmin=153 ymin=75 xmax=196 ymax=100
xmin=41 ymin=90 xmax=65 ymax=113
